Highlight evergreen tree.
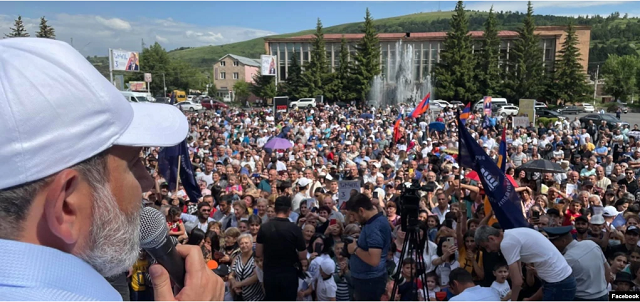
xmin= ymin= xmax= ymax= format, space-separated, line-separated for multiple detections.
xmin=601 ymin=54 xmax=637 ymax=102
xmin=326 ymin=36 xmax=356 ymax=102
xmin=282 ymin=50 xmax=307 ymax=99
xmin=351 ymin=8 xmax=381 ymax=103
xmin=139 ymin=42 xmax=171 ymax=94
xmin=251 ymin=74 xmax=277 ymax=101
xmin=502 ymin=1 xmax=545 ymax=101
xmin=5 ymin=16 xmax=30 ymax=38
xmin=302 ymin=18 xmax=329 ymax=97
xmin=233 ymin=80 xmax=251 ymax=103
xmin=475 ymin=6 xmax=501 ymax=98
xmin=552 ymin=22 xmax=591 ymax=103
xmin=433 ymin=1 xmax=477 ymax=103
xmin=36 ymin=16 xmax=55 ymax=39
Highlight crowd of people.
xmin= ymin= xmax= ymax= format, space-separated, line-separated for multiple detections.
xmin=120 ymin=101 xmax=640 ymax=301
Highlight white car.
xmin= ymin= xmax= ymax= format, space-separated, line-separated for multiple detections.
xmin=581 ymin=103 xmax=595 ymax=113
xmin=175 ymin=101 xmax=203 ymax=111
xmin=534 ymin=101 xmax=547 ymax=109
xmin=498 ymin=105 xmax=520 ymax=116
xmin=289 ymin=98 xmax=316 ymax=108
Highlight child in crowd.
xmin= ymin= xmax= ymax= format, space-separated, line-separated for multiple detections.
xmin=316 ymin=258 xmax=337 ymax=301
xmin=297 ymin=258 xmax=313 ymax=301
xmin=612 ymin=272 xmax=636 ymax=292
xmin=397 ymin=257 xmax=424 ymax=301
xmin=608 ymin=252 xmax=629 ymax=291
xmin=333 ymin=241 xmax=351 ymax=301
xmin=490 ymin=263 xmax=512 ymax=301
xmin=166 ymin=206 xmax=186 ymax=241
xmin=425 ymin=272 xmax=441 ymax=301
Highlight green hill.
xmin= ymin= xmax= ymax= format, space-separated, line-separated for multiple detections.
xmin=167 ymin=10 xmax=478 ymax=69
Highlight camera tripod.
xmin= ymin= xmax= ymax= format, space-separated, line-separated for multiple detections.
xmin=390 ymin=224 xmax=430 ymax=301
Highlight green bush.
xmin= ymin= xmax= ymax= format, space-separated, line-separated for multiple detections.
xmin=537 ymin=117 xmax=558 ymax=128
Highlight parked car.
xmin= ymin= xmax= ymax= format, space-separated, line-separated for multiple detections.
xmin=289 ymin=98 xmax=316 ymax=108
xmin=580 ymin=103 xmax=595 ymax=113
xmin=155 ymin=97 xmax=170 ymax=104
xmin=534 ymin=101 xmax=548 ymax=109
xmin=175 ymin=101 xmax=203 ymax=111
xmin=579 ymin=114 xmax=629 ymax=129
xmin=333 ymin=101 xmax=349 ymax=108
xmin=201 ymin=99 xmax=229 ymax=110
xmin=497 ymin=105 xmax=520 ymax=116
xmin=557 ymin=106 xmax=582 ymax=115
xmin=537 ymin=109 xmax=562 ymax=118
xmin=606 ymin=104 xmax=629 ymax=114
xmin=187 ymin=95 xmax=195 ymax=101
xmin=431 ymin=100 xmax=456 ymax=110
xmin=450 ymin=100 xmax=465 ymax=108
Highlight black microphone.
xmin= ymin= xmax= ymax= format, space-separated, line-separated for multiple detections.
xmin=139 ymin=206 xmax=185 ymax=289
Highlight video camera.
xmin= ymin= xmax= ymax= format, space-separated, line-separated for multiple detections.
xmin=396 ymin=180 xmax=422 ymax=232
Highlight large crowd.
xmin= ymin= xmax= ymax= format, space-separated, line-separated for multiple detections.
xmin=122 ymin=101 xmax=640 ymax=301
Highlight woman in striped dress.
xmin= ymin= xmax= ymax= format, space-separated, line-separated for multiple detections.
xmin=230 ymin=234 xmax=264 ymax=301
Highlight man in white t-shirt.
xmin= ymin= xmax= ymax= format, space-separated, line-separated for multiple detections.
xmin=449 ymin=268 xmax=500 ymax=301
xmin=316 ymin=258 xmax=337 ymax=301
xmin=475 ymin=226 xmax=576 ymax=301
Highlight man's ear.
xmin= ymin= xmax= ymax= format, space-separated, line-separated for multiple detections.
xmin=43 ymin=169 xmax=87 ymax=245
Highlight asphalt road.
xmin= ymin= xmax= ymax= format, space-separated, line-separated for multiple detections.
xmin=571 ymin=111 xmax=640 ymax=126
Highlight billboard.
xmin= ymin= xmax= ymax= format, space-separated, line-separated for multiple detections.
xmin=111 ymin=49 xmax=140 ymax=72
xmin=129 ymin=81 xmax=147 ymax=91
xmin=483 ymin=96 xmax=492 ymax=116
xmin=519 ymin=99 xmax=536 ymax=125
xmin=273 ymin=96 xmax=289 ymax=114
xmin=260 ymin=55 xmax=277 ymax=76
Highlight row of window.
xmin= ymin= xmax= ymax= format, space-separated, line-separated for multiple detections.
xmin=219 ymin=60 xmax=240 ymax=67
xmin=218 ymin=72 xmax=239 ymax=80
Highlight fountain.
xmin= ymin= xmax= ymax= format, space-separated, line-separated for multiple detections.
xmin=368 ymin=40 xmax=434 ymax=108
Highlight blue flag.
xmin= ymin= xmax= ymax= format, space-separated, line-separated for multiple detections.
xmin=158 ymin=140 xmax=202 ymax=203
xmin=170 ymin=91 xmax=176 ymax=105
xmin=457 ymin=115 xmax=528 ymax=230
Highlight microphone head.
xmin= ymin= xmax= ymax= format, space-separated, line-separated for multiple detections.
xmin=139 ymin=206 xmax=169 ymax=249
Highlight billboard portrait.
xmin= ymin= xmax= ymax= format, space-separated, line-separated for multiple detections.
xmin=483 ymin=96 xmax=493 ymax=117
xmin=111 ymin=49 xmax=140 ymax=72
xmin=260 ymin=55 xmax=277 ymax=76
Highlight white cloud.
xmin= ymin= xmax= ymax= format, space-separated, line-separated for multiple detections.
xmin=466 ymin=1 xmax=625 ymax=13
xmin=0 ymin=14 xmax=277 ymax=56
xmin=95 ymin=16 xmax=131 ymax=31
xmin=155 ymin=35 xmax=168 ymax=43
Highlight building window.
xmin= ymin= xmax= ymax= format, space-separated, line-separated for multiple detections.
xmin=220 ymin=61 xmax=226 ymax=66
xmin=233 ymin=61 xmax=239 ymax=66
xmin=220 ymin=72 xmax=226 ymax=79
xmin=233 ymin=72 xmax=239 ymax=79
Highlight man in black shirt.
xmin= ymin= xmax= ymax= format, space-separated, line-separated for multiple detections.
xmin=256 ymin=196 xmax=307 ymax=301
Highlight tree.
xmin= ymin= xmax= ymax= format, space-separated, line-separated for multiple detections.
xmin=281 ymin=50 xmax=307 ymax=99
xmin=433 ymin=1 xmax=477 ymax=103
xmin=601 ymin=54 xmax=637 ymax=102
xmin=351 ymin=8 xmax=382 ymax=103
xmin=36 ymin=16 xmax=55 ymax=39
xmin=551 ymin=22 xmax=592 ymax=103
xmin=5 ymin=16 xmax=29 ymax=38
xmin=502 ymin=1 xmax=545 ymax=101
xmin=475 ymin=6 xmax=501 ymax=98
xmin=138 ymin=43 xmax=172 ymax=94
xmin=301 ymin=18 xmax=329 ymax=97
xmin=325 ymin=36 xmax=356 ymax=102
xmin=252 ymin=74 xmax=277 ymax=101
xmin=208 ymin=83 xmax=218 ymax=100
xmin=233 ymin=80 xmax=251 ymax=103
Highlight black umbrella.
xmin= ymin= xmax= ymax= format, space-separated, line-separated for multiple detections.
xmin=518 ymin=159 xmax=565 ymax=174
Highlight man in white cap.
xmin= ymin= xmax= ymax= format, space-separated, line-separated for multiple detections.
xmin=0 ymin=38 xmax=222 ymax=300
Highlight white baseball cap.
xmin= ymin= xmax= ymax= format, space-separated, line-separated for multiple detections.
xmin=297 ymin=177 xmax=311 ymax=187
xmin=0 ymin=38 xmax=188 ymax=190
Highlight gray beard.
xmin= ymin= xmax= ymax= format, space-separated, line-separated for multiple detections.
xmin=77 ymin=180 xmax=141 ymax=278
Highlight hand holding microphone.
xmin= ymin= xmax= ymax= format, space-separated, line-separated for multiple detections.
xmin=140 ymin=207 xmax=224 ymax=300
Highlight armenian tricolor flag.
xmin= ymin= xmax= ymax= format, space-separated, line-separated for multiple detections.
xmin=409 ymin=93 xmax=431 ymax=118
xmin=393 ymin=113 xmax=402 ymax=143
xmin=460 ymin=102 xmax=471 ymax=125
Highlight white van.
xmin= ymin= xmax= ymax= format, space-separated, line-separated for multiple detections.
xmin=474 ymin=98 xmax=508 ymax=112
xmin=121 ymin=91 xmax=149 ymax=103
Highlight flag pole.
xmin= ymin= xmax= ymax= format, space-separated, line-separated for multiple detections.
xmin=176 ymin=155 xmax=181 ymax=193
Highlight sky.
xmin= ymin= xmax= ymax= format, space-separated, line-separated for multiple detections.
xmin=0 ymin=1 xmax=636 ymax=56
